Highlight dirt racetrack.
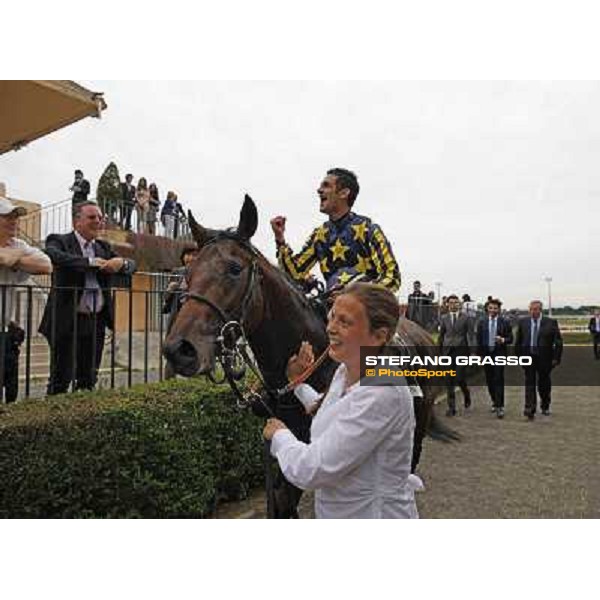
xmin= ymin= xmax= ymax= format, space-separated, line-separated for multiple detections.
xmin=215 ymin=384 xmax=599 ymax=519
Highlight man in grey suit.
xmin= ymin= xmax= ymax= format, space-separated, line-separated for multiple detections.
xmin=438 ymin=294 xmax=475 ymax=416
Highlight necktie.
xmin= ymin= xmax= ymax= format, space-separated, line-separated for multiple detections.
xmin=83 ymin=242 xmax=101 ymax=313
xmin=489 ymin=318 xmax=496 ymax=351
xmin=452 ymin=313 xmax=456 ymax=328
xmin=531 ymin=320 xmax=538 ymax=354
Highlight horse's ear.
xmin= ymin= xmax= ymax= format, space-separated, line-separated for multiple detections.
xmin=188 ymin=211 xmax=210 ymax=247
xmin=237 ymin=194 xmax=258 ymax=240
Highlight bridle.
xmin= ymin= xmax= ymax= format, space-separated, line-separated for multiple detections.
xmin=186 ymin=232 xmax=260 ymax=331
xmin=185 ymin=232 xmax=329 ymax=415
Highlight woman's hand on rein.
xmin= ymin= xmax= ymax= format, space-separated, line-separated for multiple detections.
xmin=286 ymin=341 xmax=315 ymax=381
xmin=263 ymin=418 xmax=287 ymax=441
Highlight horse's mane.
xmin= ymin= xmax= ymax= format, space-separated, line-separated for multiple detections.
xmin=253 ymin=249 xmax=314 ymax=311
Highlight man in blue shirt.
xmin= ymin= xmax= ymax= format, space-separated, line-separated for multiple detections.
xmin=514 ymin=300 xmax=563 ymax=420
xmin=476 ymin=298 xmax=513 ymax=418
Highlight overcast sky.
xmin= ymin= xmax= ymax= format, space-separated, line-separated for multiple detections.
xmin=1 ymin=81 xmax=597 ymax=308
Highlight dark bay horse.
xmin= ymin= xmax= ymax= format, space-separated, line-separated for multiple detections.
xmin=163 ymin=195 xmax=455 ymax=517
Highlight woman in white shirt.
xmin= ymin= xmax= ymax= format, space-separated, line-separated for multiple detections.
xmin=263 ymin=282 xmax=418 ymax=519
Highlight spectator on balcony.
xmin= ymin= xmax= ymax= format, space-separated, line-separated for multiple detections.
xmin=147 ymin=183 xmax=160 ymax=235
xmin=39 ymin=201 xmax=136 ymax=395
xmin=135 ymin=178 xmax=150 ymax=234
xmin=161 ymin=191 xmax=177 ymax=239
xmin=120 ymin=173 xmax=136 ymax=231
xmin=173 ymin=195 xmax=187 ymax=239
xmin=0 ymin=196 xmax=52 ymax=403
xmin=69 ymin=169 xmax=90 ymax=206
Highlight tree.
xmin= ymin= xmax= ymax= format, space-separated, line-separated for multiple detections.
xmin=96 ymin=162 xmax=121 ymax=224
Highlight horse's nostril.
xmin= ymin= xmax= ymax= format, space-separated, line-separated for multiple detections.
xmin=163 ymin=339 xmax=197 ymax=363
xmin=179 ymin=340 xmax=197 ymax=359
xmin=163 ymin=338 xmax=200 ymax=377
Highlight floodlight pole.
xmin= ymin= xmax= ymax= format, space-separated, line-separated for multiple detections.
xmin=435 ymin=281 xmax=442 ymax=319
xmin=543 ymin=276 xmax=553 ymax=317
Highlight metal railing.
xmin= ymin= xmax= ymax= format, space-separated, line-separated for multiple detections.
xmin=17 ymin=197 xmax=192 ymax=245
xmin=0 ymin=275 xmax=185 ymax=403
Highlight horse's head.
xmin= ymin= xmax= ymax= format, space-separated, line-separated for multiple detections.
xmin=162 ymin=195 xmax=263 ymax=377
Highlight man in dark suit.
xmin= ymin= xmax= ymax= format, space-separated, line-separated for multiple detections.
xmin=70 ymin=169 xmax=90 ymax=205
xmin=476 ymin=298 xmax=513 ymax=419
xmin=39 ymin=202 xmax=136 ymax=395
xmin=588 ymin=309 xmax=600 ymax=359
xmin=439 ymin=294 xmax=475 ymax=416
xmin=407 ymin=280 xmax=431 ymax=326
xmin=514 ymin=300 xmax=563 ymax=420
xmin=120 ymin=173 xmax=136 ymax=230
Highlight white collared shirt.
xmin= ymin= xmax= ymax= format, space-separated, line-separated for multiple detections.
xmin=271 ymin=364 xmax=418 ymax=519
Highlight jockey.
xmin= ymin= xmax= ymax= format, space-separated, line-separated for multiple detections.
xmin=270 ymin=168 xmax=401 ymax=294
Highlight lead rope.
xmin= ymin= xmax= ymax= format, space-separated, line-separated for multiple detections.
xmin=275 ymin=344 xmax=331 ymax=396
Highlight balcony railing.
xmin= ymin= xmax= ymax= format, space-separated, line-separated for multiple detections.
xmin=17 ymin=197 xmax=192 ymax=246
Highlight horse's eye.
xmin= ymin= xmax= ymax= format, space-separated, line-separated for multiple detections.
xmin=228 ymin=262 xmax=243 ymax=276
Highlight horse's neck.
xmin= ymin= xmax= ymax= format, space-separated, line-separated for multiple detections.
xmin=248 ymin=268 xmax=329 ymax=388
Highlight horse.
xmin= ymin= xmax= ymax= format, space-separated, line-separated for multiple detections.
xmin=163 ymin=195 xmax=456 ymax=518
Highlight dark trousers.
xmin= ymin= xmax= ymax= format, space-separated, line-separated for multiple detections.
xmin=0 ymin=333 xmax=20 ymax=403
xmin=523 ymin=358 xmax=553 ymax=415
xmin=122 ymin=204 xmax=134 ymax=231
xmin=445 ymin=362 xmax=471 ymax=410
xmin=47 ymin=314 xmax=106 ymax=395
xmin=593 ymin=334 xmax=600 ymax=359
xmin=484 ymin=363 xmax=505 ymax=408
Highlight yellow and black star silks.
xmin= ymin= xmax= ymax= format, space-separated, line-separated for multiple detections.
xmin=277 ymin=211 xmax=401 ymax=293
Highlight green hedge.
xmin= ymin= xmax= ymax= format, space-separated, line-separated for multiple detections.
xmin=0 ymin=379 xmax=265 ymax=518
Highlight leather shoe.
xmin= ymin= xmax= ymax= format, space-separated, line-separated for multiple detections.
xmin=524 ymin=411 xmax=535 ymax=421
xmin=496 ymin=408 xmax=505 ymax=419
xmin=541 ymin=409 xmax=551 ymax=416
xmin=446 ymin=408 xmax=456 ymax=417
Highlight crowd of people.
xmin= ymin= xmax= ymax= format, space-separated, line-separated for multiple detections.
xmin=1 ymin=165 xmax=595 ymax=520
xmin=70 ymin=169 xmax=188 ymax=239
xmin=405 ymin=283 xmax=565 ymax=421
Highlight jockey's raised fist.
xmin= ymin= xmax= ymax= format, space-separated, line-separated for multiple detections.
xmin=270 ymin=215 xmax=287 ymax=243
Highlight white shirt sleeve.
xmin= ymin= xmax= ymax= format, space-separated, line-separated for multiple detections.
xmin=293 ymin=383 xmax=322 ymax=412
xmin=9 ymin=239 xmax=51 ymax=282
xmin=271 ymin=385 xmax=412 ymax=491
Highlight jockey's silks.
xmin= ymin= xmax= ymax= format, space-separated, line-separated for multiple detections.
xmin=277 ymin=211 xmax=401 ymax=293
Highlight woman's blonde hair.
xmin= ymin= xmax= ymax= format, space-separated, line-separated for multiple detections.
xmin=339 ymin=282 xmax=400 ymax=343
